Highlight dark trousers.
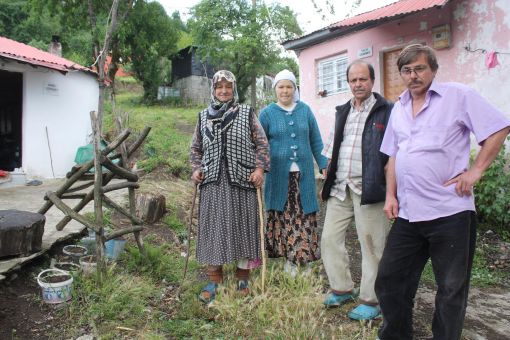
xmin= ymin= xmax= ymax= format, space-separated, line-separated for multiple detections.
xmin=375 ymin=211 xmax=476 ymax=340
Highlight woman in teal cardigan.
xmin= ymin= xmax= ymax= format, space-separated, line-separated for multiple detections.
xmin=259 ymin=69 xmax=328 ymax=276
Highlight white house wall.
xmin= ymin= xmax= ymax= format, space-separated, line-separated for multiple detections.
xmin=3 ymin=60 xmax=98 ymax=178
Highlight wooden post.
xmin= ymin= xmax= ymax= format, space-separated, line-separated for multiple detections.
xmin=91 ymin=111 xmax=105 ymax=273
xmin=116 ymin=114 xmax=145 ymax=254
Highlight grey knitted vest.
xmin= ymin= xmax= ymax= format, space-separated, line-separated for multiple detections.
xmin=199 ymin=104 xmax=256 ymax=190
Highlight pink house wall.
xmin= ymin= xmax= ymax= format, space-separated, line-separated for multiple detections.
xmin=297 ymin=0 xmax=510 ymax=137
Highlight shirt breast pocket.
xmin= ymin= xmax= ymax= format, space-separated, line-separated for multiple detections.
xmin=410 ymin=126 xmax=448 ymax=152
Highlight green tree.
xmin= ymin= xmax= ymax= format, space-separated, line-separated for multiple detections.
xmin=0 ymin=0 xmax=29 ymax=38
xmin=188 ymin=0 xmax=302 ymax=103
xmin=11 ymin=0 xmax=180 ymax=103
xmin=0 ymin=0 xmax=63 ymax=52
xmin=121 ymin=1 xmax=179 ymax=103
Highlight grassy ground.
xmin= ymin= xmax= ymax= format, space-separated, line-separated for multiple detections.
xmin=54 ymin=82 xmax=507 ymax=339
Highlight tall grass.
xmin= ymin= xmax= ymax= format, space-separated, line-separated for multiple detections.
xmin=163 ymin=262 xmax=379 ymax=339
xmin=104 ymin=90 xmax=201 ymax=178
xmin=64 ymin=265 xmax=159 ymax=339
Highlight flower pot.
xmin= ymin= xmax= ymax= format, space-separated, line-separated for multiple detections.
xmin=62 ymin=244 xmax=88 ymax=263
xmin=52 ymin=262 xmax=81 ymax=274
xmin=37 ymin=268 xmax=73 ymax=304
xmin=79 ymin=255 xmax=97 ymax=275
xmin=105 ymin=238 xmax=126 ymax=260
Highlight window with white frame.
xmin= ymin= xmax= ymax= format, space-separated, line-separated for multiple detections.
xmin=317 ymin=54 xmax=348 ymax=96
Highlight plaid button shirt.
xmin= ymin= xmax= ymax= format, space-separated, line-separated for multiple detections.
xmin=322 ymin=94 xmax=376 ymax=201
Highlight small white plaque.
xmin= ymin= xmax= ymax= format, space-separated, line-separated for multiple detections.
xmin=357 ymin=46 xmax=373 ymax=58
xmin=44 ymin=82 xmax=59 ymax=96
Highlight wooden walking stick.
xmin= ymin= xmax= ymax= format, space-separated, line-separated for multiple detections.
xmin=181 ymin=183 xmax=198 ymax=285
xmin=257 ymin=187 xmax=266 ymax=292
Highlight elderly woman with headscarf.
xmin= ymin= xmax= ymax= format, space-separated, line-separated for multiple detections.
xmin=259 ymin=69 xmax=328 ymax=277
xmin=190 ymin=70 xmax=270 ymax=304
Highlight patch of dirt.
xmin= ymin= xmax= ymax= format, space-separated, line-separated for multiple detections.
xmin=175 ymin=121 xmax=195 ymax=135
xmin=0 ymin=256 xmax=66 ymax=340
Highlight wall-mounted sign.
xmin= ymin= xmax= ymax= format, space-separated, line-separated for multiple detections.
xmin=357 ymin=46 xmax=373 ymax=58
xmin=44 ymin=82 xmax=59 ymax=96
xmin=432 ymin=24 xmax=451 ymax=49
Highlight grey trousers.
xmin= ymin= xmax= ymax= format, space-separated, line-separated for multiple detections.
xmin=321 ymin=188 xmax=390 ymax=304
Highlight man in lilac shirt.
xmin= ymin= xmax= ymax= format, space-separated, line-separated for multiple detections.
xmin=375 ymin=44 xmax=510 ymax=340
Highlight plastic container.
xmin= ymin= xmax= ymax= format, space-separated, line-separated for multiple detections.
xmin=79 ymin=255 xmax=97 ymax=275
xmin=52 ymin=262 xmax=81 ymax=274
xmin=105 ymin=238 xmax=126 ymax=260
xmin=37 ymin=269 xmax=73 ymax=304
xmin=62 ymin=245 xmax=88 ymax=263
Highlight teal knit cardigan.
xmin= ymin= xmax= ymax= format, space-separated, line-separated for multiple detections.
xmin=259 ymin=101 xmax=328 ymax=214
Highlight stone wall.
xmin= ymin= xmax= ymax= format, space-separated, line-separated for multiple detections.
xmin=174 ymin=75 xmax=211 ymax=106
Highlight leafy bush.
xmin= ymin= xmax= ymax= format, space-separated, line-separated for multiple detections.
xmin=474 ymin=139 xmax=510 ymax=240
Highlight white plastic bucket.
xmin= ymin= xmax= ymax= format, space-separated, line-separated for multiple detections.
xmin=62 ymin=245 xmax=88 ymax=263
xmin=52 ymin=262 xmax=81 ymax=274
xmin=79 ymin=255 xmax=97 ymax=275
xmin=105 ymin=238 xmax=126 ymax=260
xmin=37 ymin=268 xmax=73 ymax=304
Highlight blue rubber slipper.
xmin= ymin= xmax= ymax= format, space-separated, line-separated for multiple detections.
xmin=199 ymin=282 xmax=217 ymax=305
xmin=237 ymin=279 xmax=250 ymax=296
xmin=323 ymin=289 xmax=358 ymax=307
xmin=347 ymin=304 xmax=381 ymax=320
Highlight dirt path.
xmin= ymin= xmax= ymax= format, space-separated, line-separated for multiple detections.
xmin=340 ymin=220 xmax=510 ymax=339
xmin=414 ymin=285 xmax=510 ymax=339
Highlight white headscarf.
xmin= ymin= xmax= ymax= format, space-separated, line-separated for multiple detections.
xmin=273 ymin=69 xmax=300 ymax=102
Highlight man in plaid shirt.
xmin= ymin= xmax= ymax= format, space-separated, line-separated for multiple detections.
xmin=320 ymin=60 xmax=393 ymax=320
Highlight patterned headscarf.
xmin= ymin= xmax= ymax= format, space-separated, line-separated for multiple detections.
xmin=207 ymin=70 xmax=239 ymax=119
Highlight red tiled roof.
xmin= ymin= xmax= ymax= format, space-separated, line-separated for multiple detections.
xmin=0 ymin=36 xmax=95 ymax=75
xmin=330 ymin=0 xmax=449 ymax=29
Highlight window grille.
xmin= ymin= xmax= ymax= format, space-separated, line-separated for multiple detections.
xmin=317 ymin=54 xmax=348 ymax=96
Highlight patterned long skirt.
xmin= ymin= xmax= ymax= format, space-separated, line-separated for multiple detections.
xmin=196 ymin=163 xmax=260 ymax=266
xmin=265 ymin=172 xmax=321 ymax=265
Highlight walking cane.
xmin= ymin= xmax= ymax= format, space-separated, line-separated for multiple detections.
xmin=181 ymin=183 xmax=198 ymax=286
xmin=257 ymin=187 xmax=266 ymax=292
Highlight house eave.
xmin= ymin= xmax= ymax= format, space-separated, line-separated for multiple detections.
xmin=282 ymin=5 xmax=447 ymax=52
xmin=0 ymin=53 xmax=97 ymax=77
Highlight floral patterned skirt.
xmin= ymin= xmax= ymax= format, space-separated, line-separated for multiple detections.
xmin=265 ymin=172 xmax=321 ymax=265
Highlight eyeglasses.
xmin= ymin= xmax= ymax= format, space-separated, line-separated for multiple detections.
xmin=400 ymin=65 xmax=429 ymax=76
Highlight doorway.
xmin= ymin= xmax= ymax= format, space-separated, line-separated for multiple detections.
xmin=383 ymin=48 xmax=406 ymax=102
xmin=0 ymin=70 xmax=23 ymax=171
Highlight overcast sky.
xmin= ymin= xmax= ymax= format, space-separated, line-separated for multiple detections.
xmin=156 ymin=0 xmax=398 ymax=34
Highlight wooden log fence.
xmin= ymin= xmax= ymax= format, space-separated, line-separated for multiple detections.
xmin=38 ymin=114 xmax=151 ymax=265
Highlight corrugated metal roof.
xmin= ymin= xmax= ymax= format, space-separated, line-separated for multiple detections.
xmin=0 ymin=36 xmax=94 ymax=75
xmin=282 ymin=0 xmax=450 ymax=51
xmin=330 ymin=0 xmax=449 ymax=29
